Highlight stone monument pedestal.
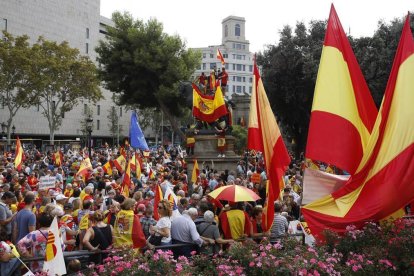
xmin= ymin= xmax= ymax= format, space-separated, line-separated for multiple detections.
xmin=185 ymin=134 xmax=240 ymax=176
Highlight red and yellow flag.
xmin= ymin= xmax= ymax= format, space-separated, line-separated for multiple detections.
xmin=192 ymin=84 xmax=228 ymax=123
xmin=14 ymin=137 xmax=23 ymax=171
xmin=103 ymin=160 xmax=113 ymax=175
xmin=113 ymin=154 xmax=126 ymax=173
xmin=53 ymin=150 xmax=64 ymax=167
xmin=121 ymin=158 xmax=132 ymax=198
xmin=114 ymin=209 xmax=146 ymax=249
xmin=76 ymin=157 xmax=92 ymax=177
xmin=247 ymin=59 xmax=291 ymax=231
xmin=153 ymin=184 xmax=163 ymax=220
xmin=191 ymin=159 xmax=199 ymax=184
xmin=217 ymin=48 xmax=225 ymax=65
xmin=131 ymin=153 xmax=142 ymax=179
xmin=303 ymin=15 xmax=414 ymax=238
xmin=305 ymin=4 xmax=378 ymax=175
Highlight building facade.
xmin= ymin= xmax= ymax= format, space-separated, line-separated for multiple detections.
xmin=0 ymin=0 xmax=130 ymax=147
xmin=192 ymin=16 xmax=253 ymax=126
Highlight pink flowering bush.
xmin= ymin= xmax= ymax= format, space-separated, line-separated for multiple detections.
xmin=78 ymin=219 xmax=414 ymax=275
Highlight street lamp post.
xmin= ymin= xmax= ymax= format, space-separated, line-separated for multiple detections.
xmin=11 ymin=125 xmax=15 ymax=139
xmin=1 ymin=123 xmax=6 ymax=154
xmin=86 ymin=116 xmax=93 ymax=158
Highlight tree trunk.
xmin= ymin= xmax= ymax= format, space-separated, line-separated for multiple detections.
xmin=156 ymin=98 xmax=185 ymax=141
xmin=49 ymin=124 xmax=55 ymax=145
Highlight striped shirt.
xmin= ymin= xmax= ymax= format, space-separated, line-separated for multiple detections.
xmin=270 ymin=214 xmax=288 ymax=238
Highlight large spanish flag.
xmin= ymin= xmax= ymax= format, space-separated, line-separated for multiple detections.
xmin=192 ymin=84 xmax=228 ymax=123
xmin=303 ymin=15 xmax=414 ymax=238
xmin=14 ymin=137 xmax=24 ymax=171
xmin=305 ymin=4 xmax=377 ymax=175
xmin=247 ymin=60 xmax=291 ymax=231
xmin=114 ymin=209 xmax=146 ymax=249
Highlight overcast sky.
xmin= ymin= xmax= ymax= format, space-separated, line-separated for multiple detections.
xmin=100 ymin=0 xmax=413 ymax=53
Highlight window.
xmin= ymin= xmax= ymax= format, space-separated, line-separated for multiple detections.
xmin=223 ymin=53 xmax=228 ymax=58
xmin=249 ymin=77 xmax=253 ymax=83
xmin=236 ymin=76 xmax=242 ymax=82
xmin=249 ymin=65 xmax=253 ymax=72
xmin=232 ymin=86 xmax=235 ymax=93
xmin=243 ymin=86 xmax=246 ymax=93
xmin=86 ymin=43 xmax=89 ymax=54
xmin=210 ymin=53 xmax=214 ymax=58
xmin=84 ymin=104 xmax=88 ymax=114
xmin=1 ymin=19 xmax=7 ymax=32
xmin=236 ymin=85 xmax=242 ymax=93
xmin=119 ymin=107 xmax=122 ymax=117
xmin=243 ymin=65 xmax=246 ymax=71
xmin=236 ymin=43 xmax=241 ymax=50
xmin=202 ymin=53 xmax=206 ymax=58
xmin=242 ymin=44 xmax=246 ymax=50
xmin=86 ymin=28 xmax=90 ymax=39
xmin=233 ymin=43 xmax=235 ymax=49
xmin=203 ymin=63 xmax=206 ymax=70
xmin=232 ymin=64 xmax=235 ymax=70
xmin=97 ymin=105 xmax=100 ymax=116
xmin=235 ymin=24 xmax=240 ymax=36
xmin=225 ymin=63 xmax=229 ymax=69
xmin=249 ymin=86 xmax=252 ymax=93
xmin=225 ymin=25 xmax=228 ymax=37
xmin=236 ymin=64 xmax=242 ymax=71
xmin=242 ymin=77 xmax=246 ymax=82
xmin=210 ymin=63 xmax=216 ymax=69
xmin=232 ymin=76 xmax=236 ymax=81
xmin=97 ymin=120 xmax=100 ymax=130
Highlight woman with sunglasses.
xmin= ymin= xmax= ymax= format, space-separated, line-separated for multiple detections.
xmin=150 ymin=199 xmax=172 ymax=246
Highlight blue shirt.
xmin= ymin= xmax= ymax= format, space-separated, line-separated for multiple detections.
xmin=15 ymin=208 xmax=36 ymax=242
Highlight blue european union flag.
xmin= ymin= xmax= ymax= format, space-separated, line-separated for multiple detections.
xmin=129 ymin=112 xmax=149 ymax=150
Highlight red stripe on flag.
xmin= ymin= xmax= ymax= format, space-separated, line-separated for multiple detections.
xmin=306 ymin=111 xmax=363 ymax=174
xmin=192 ymin=105 xmax=228 ymax=123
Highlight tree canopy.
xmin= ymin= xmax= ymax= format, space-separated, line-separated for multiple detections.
xmin=258 ymin=15 xmax=414 ymax=155
xmin=31 ymin=37 xmax=102 ymax=143
xmin=96 ymin=12 xmax=201 ymax=138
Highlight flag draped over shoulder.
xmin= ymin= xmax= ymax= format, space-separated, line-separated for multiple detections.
xmin=114 ymin=209 xmax=146 ymax=249
xmin=43 ymin=217 xmax=66 ymax=275
xmin=76 ymin=158 xmax=92 ymax=177
xmin=217 ymin=48 xmax=225 ymax=64
xmin=14 ymin=137 xmax=23 ymax=171
xmin=305 ymin=4 xmax=377 ymax=175
xmin=191 ymin=159 xmax=199 ymax=184
xmin=303 ymin=15 xmax=414 ymax=238
xmin=247 ymin=60 xmax=291 ymax=232
xmin=192 ymin=84 xmax=228 ymax=123
xmin=130 ymin=112 xmax=149 ymax=150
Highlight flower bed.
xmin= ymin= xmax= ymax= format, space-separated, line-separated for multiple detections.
xmin=82 ymin=219 xmax=414 ymax=275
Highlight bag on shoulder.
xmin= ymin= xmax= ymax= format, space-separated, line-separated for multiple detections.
xmin=148 ymin=235 xmax=163 ymax=246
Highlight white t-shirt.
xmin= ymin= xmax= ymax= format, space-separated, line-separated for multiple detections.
xmin=156 ymin=216 xmax=171 ymax=243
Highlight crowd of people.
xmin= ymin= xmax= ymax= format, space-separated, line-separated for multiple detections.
xmin=0 ymin=144 xmax=306 ymax=274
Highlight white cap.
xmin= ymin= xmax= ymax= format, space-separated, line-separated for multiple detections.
xmin=55 ymin=194 xmax=68 ymax=201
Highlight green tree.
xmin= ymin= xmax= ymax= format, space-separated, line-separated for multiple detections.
xmin=232 ymin=125 xmax=247 ymax=155
xmin=96 ymin=12 xmax=201 ymax=140
xmin=31 ymin=37 xmax=103 ymax=144
xmin=257 ymin=21 xmax=325 ymax=155
xmin=0 ymin=32 xmax=37 ymax=144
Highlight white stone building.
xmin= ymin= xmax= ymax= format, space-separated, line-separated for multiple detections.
xmin=0 ymin=0 xmax=130 ymax=147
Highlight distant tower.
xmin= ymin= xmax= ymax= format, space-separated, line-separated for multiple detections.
xmin=222 ymin=16 xmax=249 ymax=51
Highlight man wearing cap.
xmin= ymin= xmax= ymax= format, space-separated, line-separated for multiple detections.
xmin=0 ymin=192 xmax=17 ymax=240
xmin=55 ymin=194 xmax=68 ymax=209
